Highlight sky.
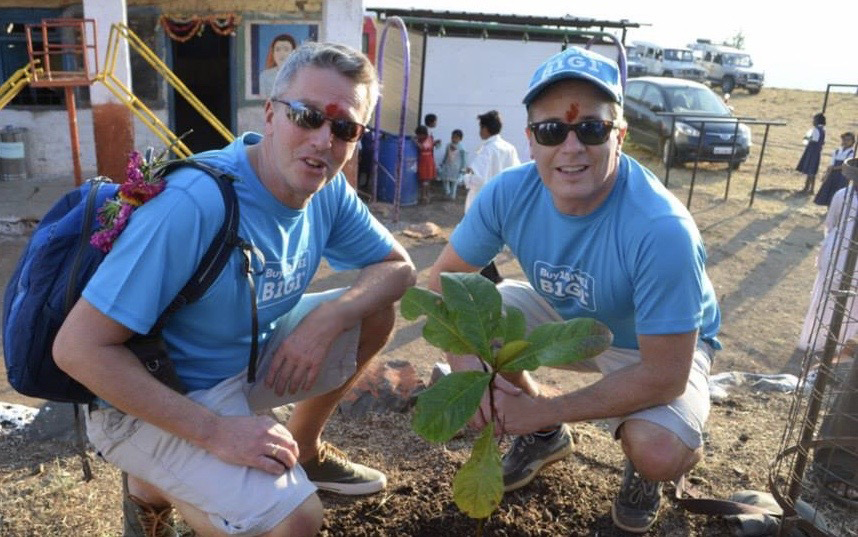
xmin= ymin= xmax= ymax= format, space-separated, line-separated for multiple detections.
xmin=366 ymin=0 xmax=854 ymax=92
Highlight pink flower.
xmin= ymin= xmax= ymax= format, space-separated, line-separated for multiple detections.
xmin=90 ymin=149 xmax=169 ymax=252
xmin=91 ymin=201 xmax=134 ymax=253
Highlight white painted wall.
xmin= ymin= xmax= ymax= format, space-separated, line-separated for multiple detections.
xmin=321 ymin=0 xmax=363 ymax=50
xmin=0 ymin=107 xmax=168 ymax=179
xmin=83 ymin=0 xmax=130 ymax=106
xmin=420 ymin=37 xmax=619 ymax=164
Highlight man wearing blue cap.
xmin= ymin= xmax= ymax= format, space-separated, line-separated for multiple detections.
xmin=427 ymin=45 xmax=721 ymax=534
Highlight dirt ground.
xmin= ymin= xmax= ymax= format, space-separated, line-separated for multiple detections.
xmin=2 ymin=87 xmax=858 ymax=536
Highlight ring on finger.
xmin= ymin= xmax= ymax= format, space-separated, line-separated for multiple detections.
xmin=271 ymin=444 xmax=279 ymax=458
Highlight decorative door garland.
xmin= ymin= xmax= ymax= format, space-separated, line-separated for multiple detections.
xmin=160 ymin=14 xmax=241 ymax=42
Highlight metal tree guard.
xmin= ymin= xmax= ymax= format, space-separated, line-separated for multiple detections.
xmin=769 ymin=157 xmax=858 ymax=537
xmin=371 ymin=16 xmax=410 ymax=223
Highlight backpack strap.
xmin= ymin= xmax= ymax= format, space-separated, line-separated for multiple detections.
xmin=146 ymin=159 xmax=260 ymax=383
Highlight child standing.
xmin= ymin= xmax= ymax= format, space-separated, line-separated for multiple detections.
xmin=438 ymin=129 xmax=466 ymax=200
xmin=415 ymin=125 xmax=436 ymax=203
xmin=796 ymin=112 xmax=826 ymax=194
xmin=814 ymin=131 xmax=856 ymax=207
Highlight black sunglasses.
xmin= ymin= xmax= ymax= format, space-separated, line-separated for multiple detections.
xmin=272 ymin=99 xmax=366 ymax=142
xmin=528 ymin=119 xmax=616 ymax=146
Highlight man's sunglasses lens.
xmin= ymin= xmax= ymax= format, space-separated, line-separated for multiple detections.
xmin=531 ymin=120 xmax=613 ymax=146
xmin=282 ymin=101 xmax=365 ymax=142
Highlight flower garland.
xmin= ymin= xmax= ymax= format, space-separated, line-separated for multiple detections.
xmin=160 ymin=14 xmax=241 ymax=42
xmin=90 ymin=150 xmax=168 ymax=253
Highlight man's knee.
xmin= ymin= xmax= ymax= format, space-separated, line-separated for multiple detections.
xmin=267 ymin=493 xmax=324 ymax=537
xmin=619 ymin=420 xmax=700 ymax=481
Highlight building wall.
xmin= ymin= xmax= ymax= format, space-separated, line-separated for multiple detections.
xmin=0 ymin=0 xmax=362 ymax=178
xmin=0 ymin=0 xmax=322 ymax=11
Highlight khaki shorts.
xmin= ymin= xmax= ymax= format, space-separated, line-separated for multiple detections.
xmin=498 ymin=279 xmax=713 ymax=450
xmin=86 ymin=288 xmax=360 ymax=536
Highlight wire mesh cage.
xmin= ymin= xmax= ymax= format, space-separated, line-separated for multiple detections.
xmin=770 ymin=158 xmax=858 ymax=537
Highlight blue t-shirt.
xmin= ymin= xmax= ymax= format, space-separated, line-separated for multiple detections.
xmin=450 ymin=153 xmax=721 ymax=350
xmin=83 ymin=133 xmax=395 ymax=390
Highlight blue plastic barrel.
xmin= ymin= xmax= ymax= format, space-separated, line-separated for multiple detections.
xmin=377 ymin=132 xmax=418 ymax=206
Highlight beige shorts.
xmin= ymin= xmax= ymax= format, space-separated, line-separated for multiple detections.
xmin=497 ymin=279 xmax=713 ymax=450
xmin=86 ymin=288 xmax=360 ymax=536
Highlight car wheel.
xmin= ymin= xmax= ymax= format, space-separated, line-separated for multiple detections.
xmin=660 ymin=138 xmax=677 ymax=168
xmin=663 ymin=70 xmax=673 ymax=77
xmin=721 ymin=77 xmax=735 ymax=94
xmin=748 ymin=87 xmax=761 ymax=95
xmin=729 ymin=160 xmax=741 ymax=171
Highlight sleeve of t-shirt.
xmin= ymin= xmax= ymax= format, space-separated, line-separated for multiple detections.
xmin=810 ymin=127 xmax=821 ymax=143
xmin=322 ymin=177 xmax=395 ymax=270
xmin=449 ymin=179 xmax=505 ymax=268
xmin=631 ymin=216 xmax=709 ymax=336
xmin=82 ymin=177 xmax=224 ymax=334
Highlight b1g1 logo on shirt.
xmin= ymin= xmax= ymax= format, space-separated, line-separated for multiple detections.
xmin=534 ymin=261 xmax=596 ymax=311
xmin=260 ymin=252 xmax=310 ymax=307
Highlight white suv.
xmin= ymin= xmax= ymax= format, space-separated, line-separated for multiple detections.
xmin=632 ymin=41 xmax=706 ymax=82
xmin=689 ymin=41 xmax=765 ymax=94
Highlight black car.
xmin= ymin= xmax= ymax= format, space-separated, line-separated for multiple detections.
xmin=624 ymin=77 xmax=751 ymax=169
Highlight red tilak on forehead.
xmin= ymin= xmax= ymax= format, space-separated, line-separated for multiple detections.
xmin=565 ymin=103 xmax=579 ymax=122
xmin=324 ymin=103 xmax=341 ymax=117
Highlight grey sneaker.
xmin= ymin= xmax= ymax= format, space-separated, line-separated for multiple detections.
xmin=611 ymin=461 xmax=664 ymax=534
xmin=302 ymin=442 xmax=387 ymax=495
xmin=122 ymin=472 xmax=178 ymax=537
xmin=502 ymin=424 xmax=574 ymax=492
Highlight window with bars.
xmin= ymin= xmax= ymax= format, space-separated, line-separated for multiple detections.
xmin=0 ymin=9 xmax=65 ymax=106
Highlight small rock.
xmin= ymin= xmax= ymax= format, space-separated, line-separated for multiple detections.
xmin=429 ymin=362 xmax=451 ymax=385
xmin=339 ymin=360 xmax=426 ymax=417
xmin=402 ymin=222 xmax=441 ymax=239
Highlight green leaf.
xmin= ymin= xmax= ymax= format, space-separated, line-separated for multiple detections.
xmin=498 ymin=305 xmax=526 ymax=343
xmin=500 ymin=317 xmax=613 ymax=372
xmin=440 ymin=273 xmax=503 ymax=360
xmin=400 ymin=287 xmax=477 ymax=355
xmin=495 ymin=340 xmax=531 ymax=369
xmin=453 ymin=422 xmax=504 ymax=519
xmin=412 ymin=371 xmax=491 ymax=443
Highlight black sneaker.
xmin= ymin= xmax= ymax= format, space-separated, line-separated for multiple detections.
xmin=611 ymin=461 xmax=664 ymax=534
xmin=122 ymin=472 xmax=178 ymax=537
xmin=502 ymin=424 xmax=574 ymax=492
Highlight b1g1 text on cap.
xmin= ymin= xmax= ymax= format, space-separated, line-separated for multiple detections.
xmin=522 ymin=46 xmax=623 ymax=106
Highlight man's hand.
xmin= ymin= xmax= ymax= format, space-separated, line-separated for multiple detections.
xmin=446 ymin=354 xmax=523 ymax=430
xmin=471 ymin=373 xmax=522 ymax=430
xmin=489 ymin=388 xmax=552 ymax=436
xmin=265 ymin=304 xmax=342 ymax=395
xmin=205 ymin=414 xmax=299 ymax=475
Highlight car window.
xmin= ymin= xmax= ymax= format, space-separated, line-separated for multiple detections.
xmin=664 ymin=49 xmax=693 ymax=62
xmin=730 ymin=54 xmax=752 ymax=67
xmin=671 ymin=91 xmax=692 ymax=111
xmin=641 ymin=85 xmax=664 ymax=110
xmin=665 ymin=87 xmax=731 ymax=115
xmin=625 ymin=81 xmax=644 ymax=101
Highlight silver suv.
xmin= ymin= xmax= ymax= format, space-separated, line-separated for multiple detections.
xmin=689 ymin=41 xmax=764 ymax=94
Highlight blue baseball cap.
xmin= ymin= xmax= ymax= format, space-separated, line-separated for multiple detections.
xmin=522 ymin=46 xmax=623 ymax=106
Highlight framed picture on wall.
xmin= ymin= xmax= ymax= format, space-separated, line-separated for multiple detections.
xmin=245 ymin=20 xmax=319 ymax=100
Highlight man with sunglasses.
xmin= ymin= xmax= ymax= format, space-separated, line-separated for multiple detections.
xmin=55 ymin=42 xmax=415 ymax=537
xmin=427 ymin=45 xmax=720 ymax=534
